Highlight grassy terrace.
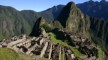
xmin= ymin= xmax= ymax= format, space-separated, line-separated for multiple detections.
xmin=49 ymin=33 xmax=84 ymax=59
xmin=0 ymin=48 xmax=34 ymax=60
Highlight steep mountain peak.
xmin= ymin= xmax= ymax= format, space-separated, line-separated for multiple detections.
xmin=56 ymin=2 xmax=82 ymax=28
xmin=56 ymin=2 xmax=90 ymax=37
xmin=66 ymin=2 xmax=76 ymax=9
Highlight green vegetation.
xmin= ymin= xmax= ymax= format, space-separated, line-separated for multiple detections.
xmin=89 ymin=30 xmax=105 ymax=60
xmin=52 ymin=20 xmax=63 ymax=30
xmin=90 ymin=30 xmax=107 ymax=54
xmin=0 ymin=48 xmax=34 ymax=60
xmin=0 ymin=6 xmax=32 ymax=40
xmin=98 ymin=47 xmax=104 ymax=60
xmin=0 ymin=34 xmax=5 ymax=40
xmin=49 ymin=33 xmax=84 ymax=58
xmin=90 ymin=18 xmax=108 ymax=53
xmin=38 ymin=58 xmax=49 ymax=60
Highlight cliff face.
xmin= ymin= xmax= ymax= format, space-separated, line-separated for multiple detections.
xmin=56 ymin=2 xmax=90 ymax=38
xmin=90 ymin=17 xmax=108 ymax=53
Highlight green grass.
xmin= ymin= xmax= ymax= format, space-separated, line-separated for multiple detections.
xmin=38 ymin=58 xmax=49 ymax=60
xmin=0 ymin=34 xmax=5 ymax=40
xmin=49 ymin=33 xmax=84 ymax=59
xmin=97 ymin=47 xmax=104 ymax=60
xmin=0 ymin=48 xmax=34 ymax=60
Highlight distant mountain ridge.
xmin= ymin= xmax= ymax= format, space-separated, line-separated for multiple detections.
xmin=42 ymin=0 xmax=108 ymax=21
xmin=41 ymin=5 xmax=64 ymax=20
xmin=77 ymin=0 xmax=108 ymax=21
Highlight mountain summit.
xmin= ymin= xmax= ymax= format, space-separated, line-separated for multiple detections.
xmin=56 ymin=2 xmax=79 ymax=28
xmin=56 ymin=2 xmax=90 ymax=37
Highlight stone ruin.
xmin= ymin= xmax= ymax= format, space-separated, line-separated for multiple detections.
xmin=0 ymin=34 xmax=78 ymax=60
xmin=69 ymin=33 xmax=98 ymax=60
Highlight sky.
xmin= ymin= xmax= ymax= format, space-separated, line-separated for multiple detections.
xmin=0 ymin=0 xmax=103 ymax=12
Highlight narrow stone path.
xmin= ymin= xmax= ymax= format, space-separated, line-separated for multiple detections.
xmin=59 ymin=46 xmax=61 ymax=60
xmin=40 ymin=42 xmax=48 ymax=58
xmin=26 ymin=43 xmax=38 ymax=55
xmin=49 ymin=43 xmax=52 ymax=59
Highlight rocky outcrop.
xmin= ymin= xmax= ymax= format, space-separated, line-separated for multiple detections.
xmin=30 ymin=17 xmax=50 ymax=37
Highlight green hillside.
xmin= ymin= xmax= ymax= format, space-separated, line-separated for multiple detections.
xmin=0 ymin=48 xmax=34 ymax=60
